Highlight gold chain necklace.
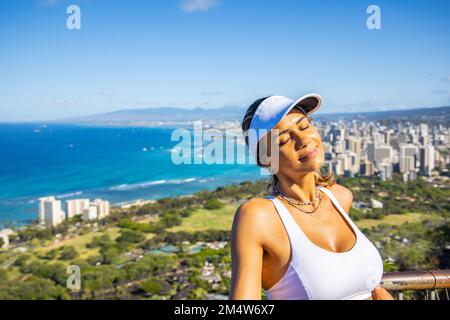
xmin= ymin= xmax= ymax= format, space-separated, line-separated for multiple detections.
xmin=272 ymin=184 xmax=322 ymax=214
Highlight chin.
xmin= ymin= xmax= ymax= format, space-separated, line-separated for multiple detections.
xmin=297 ymin=155 xmax=324 ymax=172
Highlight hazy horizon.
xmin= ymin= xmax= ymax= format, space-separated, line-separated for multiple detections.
xmin=0 ymin=103 xmax=449 ymax=124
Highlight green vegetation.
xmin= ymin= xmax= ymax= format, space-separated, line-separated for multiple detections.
xmin=140 ymin=277 xmax=165 ymax=295
xmin=204 ymin=198 xmax=224 ymax=210
xmin=168 ymin=204 xmax=235 ymax=232
xmin=0 ymin=175 xmax=448 ymax=299
xmin=59 ymin=246 xmax=79 ymax=261
xmin=116 ymin=230 xmax=145 ymax=244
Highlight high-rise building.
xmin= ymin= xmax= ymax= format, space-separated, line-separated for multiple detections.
xmin=38 ymin=196 xmax=56 ymax=224
xmin=43 ymin=198 xmax=65 ymax=227
xmin=332 ymin=157 xmax=345 ymax=176
xmin=384 ymin=130 xmax=393 ymax=146
xmin=420 ymin=123 xmax=429 ymax=137
xmin=420 ymin=145 xmax=435 ymax=176
xmin=399 ymin=144 xmax=418 ymax=173
xmin=345 ymin=137 xmax=362 ymax=156
xmin=367 ymin=143 xmax=375 ymax=163
xmin=345 ymin=151 xmax=360 ymax=175
xmin=374 ymin=145 xmax=393 ymax=168
xmin=379 ymin=162 xmax=393 ymax=181
xmin=419 ymin=135 xmax=430 ymax=146
xmin=66 ymin=199 xmax=90 ymax=218
xmin=334 ymin=140 xmax=345 ymax=154
xmin=92 ymin=199 xmax=110 ymax=219
xmin=399 ymin=155 xmax=415 ymax=173
xmin=400 ymin=144 xmax=418 ymax=158
xmin=398 ymin=131 xmax=409 ymax=144
xmin=360 ymin=160 xmax=374 ymax=176
xmin=38 ymin=197 xmax=110 ymax=227
xmin=83 ymin=206 xmax=98 ymax=221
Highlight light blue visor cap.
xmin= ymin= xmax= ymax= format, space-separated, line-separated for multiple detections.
xmin=247 ymin=93 xmax=322 ymax=161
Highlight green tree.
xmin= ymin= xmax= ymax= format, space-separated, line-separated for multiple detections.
xmin=59 ymin=246 xmax=78 ymax=261
xmin=204 ymin=198 xmax=224 ymax=210
xmin=116 ymin=230 xmax=145 ymax=244
xmin=87 ymin=234 xmax=113 ymax=249
xmin=140 ymin=278 xmax=163 ymax=295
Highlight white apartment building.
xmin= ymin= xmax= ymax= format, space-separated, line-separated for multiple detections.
xmin=81 ymin=199 xmax=110 ymax=221
xmin=400 ymin=155 xmax=416 ymax=173
xmin=38 ymin=197 xmax=110 ymax=227
xmin=346 ymin=137 xmax=362 ymax=156
xmin=420 ymin=145 xmax=435 ymax=176
xmin=420 ymin=123 xmax=429 ymax=137
xmin=42 ymin=198 xmax=65 ymax=227
xmin=0 ymin=229 xmax=14 ymax=248
xmin=379 ymin=162 xmax=393 ymax=181
xmin=374 ymin=145 xmax=393 ymax=168
xmin=333 ymin=154 xmax=347 ymax=176
xmin=92 ymin=198 xmax=110 ymax=219
xmin=66 ymin=199 xmax=90 ymax=218
xmin=38 ymin=196 xmax=56 ymax=224
xmin=360 ymin=160 xmax=374 ymax=176
xmin=83 ymin=205 xmax=98 ymax=221
xmin=346 ymin=151 xmax=360 ymax=175
xmin=399 ymin=144 xmax=419 ymax=173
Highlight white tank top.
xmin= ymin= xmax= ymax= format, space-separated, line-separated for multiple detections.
xmin=263 ymin=186 xmax=384 ymax=300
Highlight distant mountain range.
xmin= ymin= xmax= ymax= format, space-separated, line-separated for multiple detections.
xmin=313 ymin=106 xmax=450 ymax=122
xmin=59 ymin=106 xmax=245 ymax=123
xmin=58 ymin=105 xmax=450 ymax=124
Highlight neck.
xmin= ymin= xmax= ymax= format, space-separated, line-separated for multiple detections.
xmin=275 ymin=172 xmax=317 ymax=203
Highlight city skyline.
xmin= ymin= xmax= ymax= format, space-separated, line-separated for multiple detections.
xmin=0 ymin=0 xmax=450 ymax=121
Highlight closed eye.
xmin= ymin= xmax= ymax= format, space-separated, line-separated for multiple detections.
xmin=279 ymin=137 xmax=290 ymax=146
xmin=298 ymin=117 xmax=311 ymax=130
xmin=299 ymin=124 xmax=309 ymax=130
xmin=277 ymin=116 xmax=312 ymax=146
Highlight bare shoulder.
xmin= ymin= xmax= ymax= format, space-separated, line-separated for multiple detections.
xmin=231 ymin=197 xmax=275 ymax=243
xmin=233 ymin=197 xmax=275 ymax=226
xmin=326 ymin=183 xmax=353 ymax=214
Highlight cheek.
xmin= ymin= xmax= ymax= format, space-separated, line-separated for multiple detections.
xmin=316 ymin=141 xmax=325 ymax=162
xmin=271 ymin=147 xmax=292 ymax=167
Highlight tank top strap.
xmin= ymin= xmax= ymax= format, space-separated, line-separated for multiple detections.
xmin=265 ymin=195 xmax=307 ymax=259
xmin=317 ymin=186 xmax=359 ymax=231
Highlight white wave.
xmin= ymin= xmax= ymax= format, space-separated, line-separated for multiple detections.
xmin=56 ymin=191 xmax=83 ymax=199
xmin=109 ymin=177 xmax=197 ymax=191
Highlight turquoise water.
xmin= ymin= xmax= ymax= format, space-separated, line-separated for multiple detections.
xmin=0 ymin=124 xmax=265 ymax=227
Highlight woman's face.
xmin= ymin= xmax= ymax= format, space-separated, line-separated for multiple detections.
xmin=262 ymin=107 xmax=325 ymax=176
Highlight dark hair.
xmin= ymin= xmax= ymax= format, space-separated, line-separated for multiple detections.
xmin=241 ymin=97 xmax=335 ymax=195
xmin=241 ymin=96 xmax=271 ymax=168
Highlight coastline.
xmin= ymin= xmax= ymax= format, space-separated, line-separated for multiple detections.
xmin=0 ymin=123 xmax=261 ymax=229
xmin=0 ymin=176 xmax=265 ymax=229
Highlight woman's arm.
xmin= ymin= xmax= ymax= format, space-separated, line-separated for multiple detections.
xmin=371 ymin=286 xmax=395 ymax=300
xmin=229 ymin=200 xmax=265 ymax=300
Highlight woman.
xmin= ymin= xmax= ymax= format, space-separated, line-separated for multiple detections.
xmin=230 ymin=93 xmax=394 ymax=300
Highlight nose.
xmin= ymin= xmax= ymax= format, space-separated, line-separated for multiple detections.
xmin=291 ymin=127 xmax=310 ymax=151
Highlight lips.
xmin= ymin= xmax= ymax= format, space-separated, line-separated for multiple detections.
xmin=299 ymin=147 xmax=318 ymax=161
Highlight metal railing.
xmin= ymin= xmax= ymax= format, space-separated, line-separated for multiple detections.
xmin=381 ymin=269 xmax=450 ymax=300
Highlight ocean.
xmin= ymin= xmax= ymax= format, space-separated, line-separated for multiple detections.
xmin=0 ymin=123 xmax=266 ymax=227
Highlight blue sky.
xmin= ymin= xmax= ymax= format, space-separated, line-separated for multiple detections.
xmin=0 ymin=0 xmax=449 ymax=121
